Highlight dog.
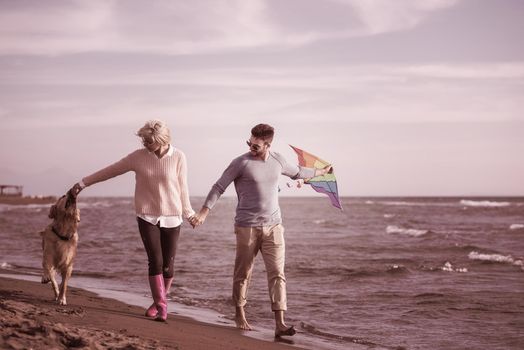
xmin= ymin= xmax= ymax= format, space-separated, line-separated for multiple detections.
xmin=39 ymin=191 xmax=80 ymax=305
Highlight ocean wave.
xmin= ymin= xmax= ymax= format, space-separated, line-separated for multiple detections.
xmin=460 ymin=200 xmax=510 ymax=207
xmin=311 ymin=219 xmax=347 ymax=228
xmin=414 ymin=292 xmax=445 ymax=298
xmin=73 ymin=270 xmax=118 ymax=279
xmin=386 ymin=264 xmax=409 ymax=274
xmin=441 ymin=261 xmax=468 ymax=273
xmin=366 ymin=199 xmax=519 ymax=208
xmin=0 ymin=262 xmax=14 ymax=269
xmin=382 ymin=201 xmax=427 ymax=206
xmin=78 ymin=201 xmax=120 ymax=209
xmin=509 ymin=224 xmax=524 ymax=230
xmin=292 ymin=264 xmax=410 ymax=279
xmin=420 ymin=263 xmax=467 ymax=273
xmin=386 ymin=225 xmax=429 ymax=237
xmin=383 ymin=214 xmax=395 ymax=218
xmin=379 ymin=200 xmax=452 ymax=207
xmin=453 ymin=244 xmax=484 ymax=252
xmin=413 ymin=292 xmax=447 ymax=305
xmin=468 ymin=251 xmax=523 ymax=269
xmin=299 ymin=322 xmax=378 ymax=347
xmin=0 ymin=262 xmax=42 ymax=275
xmin=0 ymin=203 xmax=51 ymax=212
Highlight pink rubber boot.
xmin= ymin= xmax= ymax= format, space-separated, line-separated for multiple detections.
xmin=145 ymin=277 xmax=173 ymax=318
xmin=148 ymin=275 xmax=167 ymax=322
xmin=145 ymin=277 xmax=173 ymax=317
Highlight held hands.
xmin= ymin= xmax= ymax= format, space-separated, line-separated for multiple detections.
xmin=188 ymin=207 xmax=210 ymax=229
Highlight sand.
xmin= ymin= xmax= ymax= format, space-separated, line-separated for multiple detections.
xmin=0 ymin=275 xmax=306 ymax=350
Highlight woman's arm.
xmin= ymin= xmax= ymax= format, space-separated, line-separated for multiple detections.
xmin=68 ymin=152 xmax=135 ymax=197
xmin=177 ymin=151 xmax=195 ymax=219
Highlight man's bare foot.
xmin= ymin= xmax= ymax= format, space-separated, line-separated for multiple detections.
xmin=235 ymin=306 xmax=252 ymax=330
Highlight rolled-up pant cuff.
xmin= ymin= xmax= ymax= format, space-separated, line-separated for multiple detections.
xmin=271 ymin=302 xmax=287 ymax=311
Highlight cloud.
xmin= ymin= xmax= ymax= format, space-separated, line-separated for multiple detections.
xmin=1 ymin=61 xmax=522 ymax=130
xmin=0 ymin=0 xmax=279 ymax=55
xmin=4 ymin=55 xmax=522 ymax=87
xmin=341 ymin=0 xmax=460 ymax=35
xmin=390 ymin=63 xmax=524 ymax=79
xmin=0 ymin=1 xmax=114 ymax=55
xmin=0 ymin=0 xmax=462 ymax=55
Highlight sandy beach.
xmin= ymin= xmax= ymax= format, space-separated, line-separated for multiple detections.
xmin=0 ymin=275 xmax=306 ymax=350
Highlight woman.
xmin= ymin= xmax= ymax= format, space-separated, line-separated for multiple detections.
xmin=69 ymin=119 xmax=194 ymax=322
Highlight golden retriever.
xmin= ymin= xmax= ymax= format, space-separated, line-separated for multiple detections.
xmin=40 ymin=192 xmax=80 ymax=305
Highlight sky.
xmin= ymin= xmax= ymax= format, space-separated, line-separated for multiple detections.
xmin=0 ymin=0 xmax=523 ymax=197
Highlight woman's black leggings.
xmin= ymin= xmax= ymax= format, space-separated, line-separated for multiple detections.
xmin=137 ymin=217 xmax=180 ymax=277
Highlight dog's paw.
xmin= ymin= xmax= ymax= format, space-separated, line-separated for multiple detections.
xmin=41 ymin=276 xmax=50 ymax=284
xmin=58 ymin=298 xmax=67 ymax=306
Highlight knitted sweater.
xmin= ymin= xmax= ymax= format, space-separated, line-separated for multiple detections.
xmin=82 ymin=147 xmax=193 ymax=218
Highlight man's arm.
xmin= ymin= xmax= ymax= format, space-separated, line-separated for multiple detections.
xmin=189 ymin=156 xmax=246 ymax=228
xmin=273 ymin=152 xmax=333 ymax=180
xmin=190 ymin=206 xmax=210 ymax=228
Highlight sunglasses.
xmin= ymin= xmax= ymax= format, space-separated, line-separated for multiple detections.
xmin=246 ymin=140 xmax=268 ymax=151
xmin=142 ymin=138 xmax=156 ymax=146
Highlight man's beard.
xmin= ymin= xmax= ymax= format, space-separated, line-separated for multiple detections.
xmin=251 ymin=149 xmax=264 ymax=157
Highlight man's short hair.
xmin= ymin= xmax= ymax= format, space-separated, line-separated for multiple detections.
xmin=251 ymin=123 xmax=274 ymax=143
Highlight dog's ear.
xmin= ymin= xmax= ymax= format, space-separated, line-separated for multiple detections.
xmin=48 ymin=204 xmax=57 ymax=219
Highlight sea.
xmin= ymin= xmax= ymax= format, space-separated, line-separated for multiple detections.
xmin=1 ymin=196 xmax=523 ymax=350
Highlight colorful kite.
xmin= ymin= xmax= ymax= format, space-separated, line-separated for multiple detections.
xmin=289 ymin=145 xmax=342 ymax=210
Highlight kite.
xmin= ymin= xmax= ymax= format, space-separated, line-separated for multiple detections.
xmin=289 ymin=145 xmax=342 ymax=210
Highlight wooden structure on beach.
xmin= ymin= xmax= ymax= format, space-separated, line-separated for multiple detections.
xmin=0 ymin=185 xmax=23 ymax=197
xmin=0 ymin=185 xmax=56 ymax=205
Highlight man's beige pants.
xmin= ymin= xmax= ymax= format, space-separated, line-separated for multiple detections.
xmin=233 ymin=224 xmax=287 ymax=311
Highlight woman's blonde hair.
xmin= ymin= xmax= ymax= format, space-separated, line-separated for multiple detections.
xmin=136 ymin=119 xmax=171 ymax=146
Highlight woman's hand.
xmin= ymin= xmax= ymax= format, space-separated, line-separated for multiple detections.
xmin=68 ymin=183 xmax=83 ymax=198
xmin=189 ymin=207 xmax=210 ymax=228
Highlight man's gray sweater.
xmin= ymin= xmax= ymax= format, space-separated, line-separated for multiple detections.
xmin=203 ymin=151 xmax=316 ymax=226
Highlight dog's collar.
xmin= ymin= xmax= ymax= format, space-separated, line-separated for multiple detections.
xmin=51 ymin=226 xmax=74 ymax=241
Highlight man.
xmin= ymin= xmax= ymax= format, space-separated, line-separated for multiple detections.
xmin=190 ymin=123 xmax=331 ymax=337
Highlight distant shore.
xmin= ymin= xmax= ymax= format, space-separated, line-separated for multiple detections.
xmin=0 ymin=195 xmax=57 ymax=205
xmin=0 ymin=274 xmax=305 ymax=350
